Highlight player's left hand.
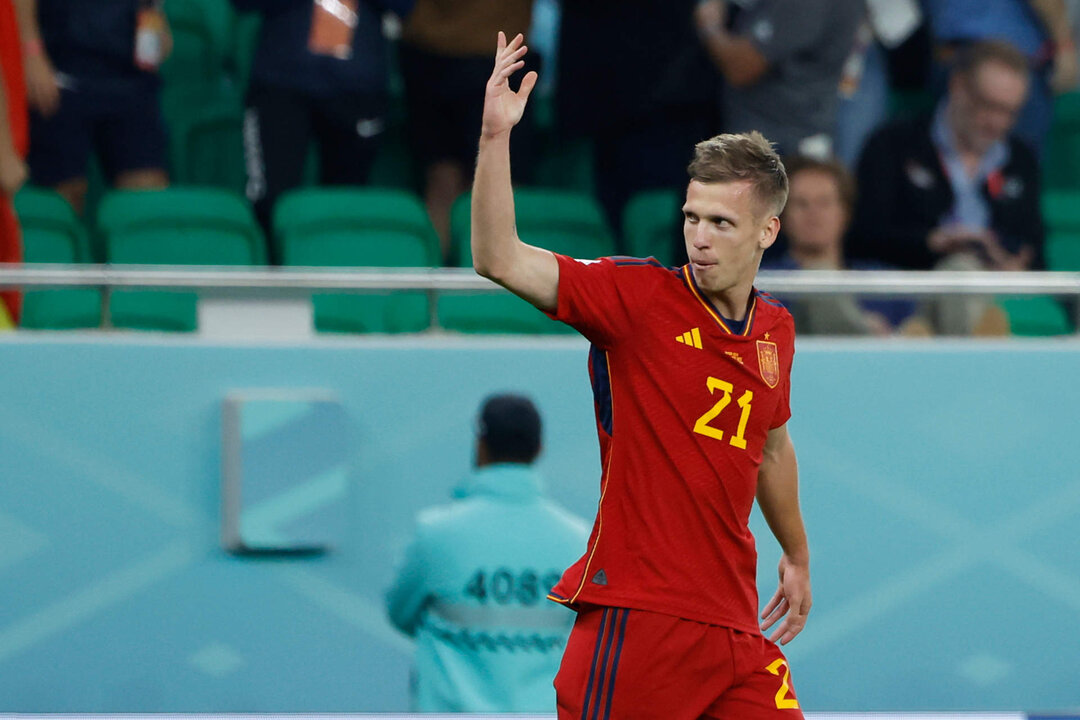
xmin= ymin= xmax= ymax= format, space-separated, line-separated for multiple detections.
xmin=761 ymin=554 xmax=811 ymax=645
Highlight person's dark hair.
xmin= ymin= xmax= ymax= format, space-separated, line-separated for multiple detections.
xmin=783 ymin=155 xmax=857 ymax=216
xmin=687 ymin=131 xmax=789 ymax=216
xmin=478 ymin=393 xmax=542 ymax=464
xmin=953 ymin=39 xmax=1030 ymax=79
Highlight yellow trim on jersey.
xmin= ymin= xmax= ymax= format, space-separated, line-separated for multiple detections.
xmin=570 ymin=350 xmax=615 ymax=604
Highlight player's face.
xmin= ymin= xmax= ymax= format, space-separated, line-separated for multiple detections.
xmin=682 ymin=180 xmax=779 ymax=296
xmin=783 ymin=169 xmax=849 ymax=256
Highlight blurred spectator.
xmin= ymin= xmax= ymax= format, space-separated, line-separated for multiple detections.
xmin=763 ymin=156 xmax=924 ymax=335
xmin=232 ymin=0 xmax=414 ymax=255
xmin=851 ymin=40 xmax=1043 ymax=335
xmin=386 ymin=393 xmax=588 ymax=712
xmin=924 ymin=0 xmax=1079 ymax=155
xmin=1 ymin=0 xmax=28 ymax=325
xmin=557 ymin=0 xmax=715 ymax=241
xmin=399 ymin=0 xmax=535 ymax=259
xmin=834 ymin=0 xmax=924 ymax=167
xmin=18 ymin=0 xmax=171 ymax=215
xmin=695 ymin=0 xmax=862 ymax=159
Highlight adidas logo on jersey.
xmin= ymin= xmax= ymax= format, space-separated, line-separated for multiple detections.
xmin=675 ymin=328 xmax=703 ymax=349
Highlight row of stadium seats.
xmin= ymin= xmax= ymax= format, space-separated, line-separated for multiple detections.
xmin=14 ymin=185 xmax=677 ymax=333
xmin=15 ymin=184 xmax=1079 ymax=335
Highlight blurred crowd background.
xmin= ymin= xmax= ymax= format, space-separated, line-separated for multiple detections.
xmin=3 ymin=0 xmax=1080 ymax=337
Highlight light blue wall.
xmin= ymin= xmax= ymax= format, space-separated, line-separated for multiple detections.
xmin=0 ymin=335 xmax=1078 ymax=713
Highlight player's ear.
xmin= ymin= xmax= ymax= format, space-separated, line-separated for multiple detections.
xmin=759 ymin=215 xmax=781 ymax=251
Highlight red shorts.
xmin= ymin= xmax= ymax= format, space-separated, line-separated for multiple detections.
xmin=555 ymin=605 xmax=804 ymax=720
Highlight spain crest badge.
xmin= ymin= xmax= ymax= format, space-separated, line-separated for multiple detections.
xmin=756 ymin=340 xmax=780 ymax=389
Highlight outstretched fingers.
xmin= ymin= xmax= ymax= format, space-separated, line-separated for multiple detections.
xmin=490 ymin=36 xmax=529 ymax=88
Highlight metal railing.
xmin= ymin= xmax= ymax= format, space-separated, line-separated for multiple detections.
xmin=1 ymin=264 xmax=1078 ymax=331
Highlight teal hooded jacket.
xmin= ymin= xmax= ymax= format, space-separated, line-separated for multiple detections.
xmin=386 ymin=464 xmax=590 ymax=712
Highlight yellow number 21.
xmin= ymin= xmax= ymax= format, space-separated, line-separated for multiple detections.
xmin=692 ymin=377 xmax=753 ymax=450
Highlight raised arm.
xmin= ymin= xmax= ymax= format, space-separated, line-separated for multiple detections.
xmin=472 ymin=32 xmax=559 ymax=312
xmin=756 ymin=422 xmax=812 ymax=645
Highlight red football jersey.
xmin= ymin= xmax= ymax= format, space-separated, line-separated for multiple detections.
xmin=546 ymin=254 xmax=795 ymax=634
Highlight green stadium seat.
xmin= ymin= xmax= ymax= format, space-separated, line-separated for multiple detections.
xmin=532 ymin=137 xmax=596 ymax=195
xmin=274 ymin=188 xmax=438 ymax=333
xmin=437 ymin=293 xmax=572 ymax=334
xmin=1043 ymin=91 xmax=1080 ymax=190
xmin=1041 ymin=189 xmax=1080 ymax=271
xmin=449 ymin=188 xmax=616 ymax=267
xmin=99 ymin=188 xmax=266 ymax=331
xmin=13 ymin=188 xmax=103 ymax=329
xmin=230 ymin=12 xmax=262 ymax=92
xmin=998 ymin=296 xmax=1072 ymax=336
xmin=622 ymin=189 xmax=682 ymax=266
xmin=161 ymin=0 xmax=235 ymax=92
xmin=166 ymin=88 xmax=247 ymax=195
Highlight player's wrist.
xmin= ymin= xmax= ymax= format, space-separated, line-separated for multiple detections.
xmin=782 ymin=549 xmax=810 ymax=567
xmin=479 ymin=128 xmax=513 ymax=144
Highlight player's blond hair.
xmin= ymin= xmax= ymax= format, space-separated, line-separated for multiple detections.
xmin=687 ymin=132 xmax=789 ymax=217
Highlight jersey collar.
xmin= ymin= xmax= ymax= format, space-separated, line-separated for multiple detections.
xmin=680 ymin=264 xmax=758 ymax=337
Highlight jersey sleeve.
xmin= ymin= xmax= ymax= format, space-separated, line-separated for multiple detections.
xmin=770 ymin=321 xmax=795 ymax=429
xmin=770 ymin=373 xmax=791 ymax=429
xmin=547 ymin=254 xmax=649 ymax=347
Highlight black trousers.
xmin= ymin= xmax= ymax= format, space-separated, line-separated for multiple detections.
xmin=243 ymin=82 xmax=385 ymax=260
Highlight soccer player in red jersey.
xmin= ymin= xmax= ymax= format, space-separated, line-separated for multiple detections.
xmin=472 ymin=33 xmax=812 ymax=719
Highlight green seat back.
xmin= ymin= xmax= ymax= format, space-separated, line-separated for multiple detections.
xmin=161 ymin=0 xmax=235 ymax=91
xmin=622 ymin=189 xmax=682 ymax=266
xmin=275 ymin=189 xmax=439 ymax=333
xmin=274 ymin=187 xmax=439 ymax=265
xmin=1041 ymin=190 xmax=1080 ymax=270
xmin=99 ymin=188 xmax=264 ymax=331
xmin=450 ymin=189 xmax=615 ymax=267
xmin=998 ymin=296 xmax=1072 ymax=336
xmin=533 ymin=137 xmax=596 ymax=195
xmin=166 ymin=89 xmax=246 ymax=194
xmin=230 ymin=12 xmax=262 ymax=92
xmin=14 ymin=188 xmax=103 ymax=329
xmin=437 ymin=293 xmax=572 ymax=334
xmin=1047 ymin=234 xmax=1080 ymax=271
xmin=1044 ymin=92 xmax=1080 ymax=190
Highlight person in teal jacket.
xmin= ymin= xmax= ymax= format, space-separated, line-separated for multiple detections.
xmin=386 ymin=393 xmax=590 ymax=712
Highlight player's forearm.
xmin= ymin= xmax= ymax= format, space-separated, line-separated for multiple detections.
xmin=757 ymin=437 xmax=809 ymax=565
xmin=471 ymin=133 xmax=520 ymax=282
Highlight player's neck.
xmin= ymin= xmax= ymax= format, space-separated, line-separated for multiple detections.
xmin=704 ymin=281 xmax=755 ymax=322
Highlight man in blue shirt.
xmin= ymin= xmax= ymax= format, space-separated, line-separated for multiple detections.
xmin=386 ymin=393 xmax=589 ymax=712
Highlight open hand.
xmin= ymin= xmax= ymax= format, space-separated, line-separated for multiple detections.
xmin=761 ymin=554 xmax=812 ymax=645
xmin=481 ymin=32 xmax=538 ymax=140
